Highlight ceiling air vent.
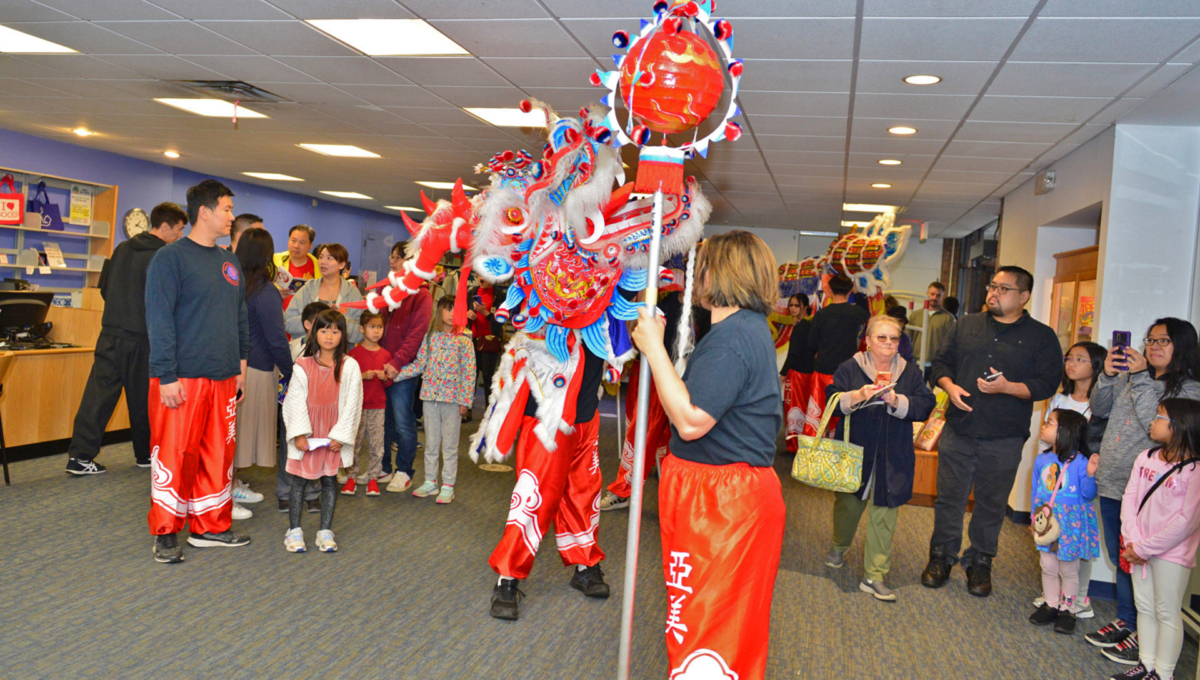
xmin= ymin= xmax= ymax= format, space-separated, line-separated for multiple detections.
xmin=168 ymin=80 xmax=289 ymax=104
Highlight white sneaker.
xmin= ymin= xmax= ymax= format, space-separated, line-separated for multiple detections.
xmin=232 ymin=503 xmax=253 ymax=520
xmin=436 ymin=485 xmax=455 ymax=504
xmin=232 ymin=481 xmax=263 ymax=504
xmin=412 ymin=480 xmax=439 ymax=498
xmin=378 ymin=471 xmax=395 ymax=483
xmin=315 ymin=529 xmax=338 ymax=552
xmin=336 ymin=470 xmax=349 ymax=485
xmin=386 ymin=472 xmax=412 ymax=493
xmin=284 ymin=527 xmax=306 ymax=553
xmin=599 ymin=490 xmax=629 ymax=511
xmin=1074 ymin=597 xmax=1094 ymax=619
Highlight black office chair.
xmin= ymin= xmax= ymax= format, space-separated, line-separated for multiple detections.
xmin=0 ymin=352 xmax=15 ymax=485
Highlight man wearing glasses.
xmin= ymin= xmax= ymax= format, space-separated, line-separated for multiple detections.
xmin=921 ymin=266 xmax=1062 ymax=597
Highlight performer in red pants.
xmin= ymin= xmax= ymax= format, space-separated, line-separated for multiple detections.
xmin=631 ymin=231 xmax=786 ymax=680
xmin=601 ymin=362 xmax=671 ymax=511
xmin=144 ymin=179 xmax=250 ymax=564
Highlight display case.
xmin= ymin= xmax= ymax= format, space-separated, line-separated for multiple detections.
xmin=1048 ymin=245 xmax=1098 ymax=353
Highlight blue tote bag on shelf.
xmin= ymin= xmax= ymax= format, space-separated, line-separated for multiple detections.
xmin=27 ymin=181 xmax=64 ymax=231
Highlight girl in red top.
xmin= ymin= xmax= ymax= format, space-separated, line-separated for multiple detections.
xmin=343 ymin=311 xmax=393 ymax=496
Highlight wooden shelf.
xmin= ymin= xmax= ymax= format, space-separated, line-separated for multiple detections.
xmin=0 ymin=265 xmax=95 ymax=273
xmin=4 ymin=223 xmax=107 ymax=239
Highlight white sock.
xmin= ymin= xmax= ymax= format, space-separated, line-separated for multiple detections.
xmin=576 ymin=564 xmax=587 ymax=572
xmin=498 ymin=575 xmax=514 ymax=585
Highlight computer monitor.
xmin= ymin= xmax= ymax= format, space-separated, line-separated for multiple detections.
xmin=0 ymin=291 xmax=54 ymax=332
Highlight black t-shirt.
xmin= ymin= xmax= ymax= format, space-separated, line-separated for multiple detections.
xmin=523 ymin=343 xmax=605 ymax=424
xmin=781 ymin=318 xmax=815 ymax=375
xmin=669 ymin=309 xmax=782 ymax=468
xmin=808 ymin=301 xmax=870 ymax=375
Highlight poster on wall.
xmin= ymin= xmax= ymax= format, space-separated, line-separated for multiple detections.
xmin=1078 ymin=296 xmax=1095 ymax=337
xmin=69 ymin=184 xmax=92 ymax=226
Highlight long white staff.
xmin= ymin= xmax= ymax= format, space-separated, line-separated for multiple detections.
xmin=617 ymin=189 xmax=665 ymax=680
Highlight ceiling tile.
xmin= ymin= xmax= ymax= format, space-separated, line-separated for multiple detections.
xmin=0 ymin=55 xmax=73 ymax=80
xmin=94 ymin=54 xmax=225 ymax=80
xmin=739 ymin=60 xmax=852 ymax=93
xmin=1041 ymin=0 xmax=1200 ymax=18
xmin=860 ymin=18 xmax=1026 ymax=61
xmin=1059 ymin=124 xmax=1110 ymax=146
xmin=1126 ymin=63 xmax=1196 ymax=98
xmin=969 ymin=95 xmax=1110 ymax=124
xmin=4 ymin=21 xmax=164 ymax=54
xmin=428 ymin=85 xmax=528 ymax=108
xmin=482 ymin=57 xmax=599 ymax=89
xmin=393 ymin=107 xmax=479 ymax=126
xmin=1010 ymin=18 xmax=1200 ymax=63
xmin=762 ymin=150 xmax=847 ymax=166
xmin=855 ymin=60 xmax=998 ymax=95
xmin=719 ymin=19 xmax=857 ymax=60
xmin=431 ymin=20 xmax=587 ymax=58
xmin=543 ymin=0 xmax=856 ymax=18
xmin=341 ymin=86 xmax=452 ymax=108
xmin=864 ymin=0 xmax=1041 ymax=16
xmin=96 ymin=20 xmax=258 ymax=55
xmin=746 ymin=115 xmax=847 ymax=136
xmin=380 ymin=57 xmax=511 ymax=87
xmin=523 ymin=86 xmax=605 ymax=111
xmin=198 ymin=21 xmax=357 ymax=57
xmin=853 ymin=92 xmax=976 ymax=120
xmin=35 ymin=0 xmax=178 ymax=20
xmin=403 ymin=0 xmax=550 ymax=19
xmin=935 ymin=155 xmax=1033 ymax=172
xmin=847 ymin=151 xmax=937 ymax=168
xmin=146 ymin=0 xmax=291 ymax=19
xmin=990 ymin=62 xmax=1154 ymax=97
xmin=253 ymin=82 xmax=358 ymax=104
xmin=739 ymin=91 xmax=849 ymax=117
xmin=261 ymin=0 xmax=416 ymax=19
xmin=7 ymin=54 xmax=142 ymax=79
xmin=942 ymin=139 xmax=1053 ymax=158
xmin=955 ymin=120 xmax=1077 ymax=144
xmin=274 ymin=57 xmax=410 ymax=85
xmin=755 ymin=134 xmax=846 ymax=152
xmin=851 ymin=116 xmax=961 ymax=138
xmin=181 ymin=55 xmax=319 ymax=83
xmin=1089 ymin=98 xmax=1142 ymax=125
xmin=848 ymin=135 xmax=950 ymax=154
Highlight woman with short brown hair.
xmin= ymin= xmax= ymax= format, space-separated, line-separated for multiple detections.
xmin=631 ymin=229 xmax=785 ymax=680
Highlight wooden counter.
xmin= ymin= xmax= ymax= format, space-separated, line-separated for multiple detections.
xmin=909 ymin=445 xmax=973 ymax=510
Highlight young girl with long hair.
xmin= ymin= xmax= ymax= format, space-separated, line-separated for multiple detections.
xmin=1117 ymin=398 xmax=1200 ymax=680
xmin=282 ymin=309 xmax=363 ymax=552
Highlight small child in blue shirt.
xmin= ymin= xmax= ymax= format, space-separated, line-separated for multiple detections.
xmin=1029 ymin=408 xmax=1101 ymax=634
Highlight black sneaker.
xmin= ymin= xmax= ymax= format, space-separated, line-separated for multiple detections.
xmin=153 ymin=534 xmax=184 ymax=564
xmin=920 ymin=553 xmax=952 ymax=588
xmin=1053 ymin=608 xmax=1076 ymax=634
xmin=1087 ymin=619 xmax=1133 ymax=648
xmin=569 ymin=564 xmax=611 ymax=598
xmin=66 ymin=458 xmax=106 ymax=475
xmin=965 ymin=558 xmax=992 ymax=597
xmin=1029 ymin=603 xmax=1058 ymax=626
xmin=277 ymin=498 xmax=289 ymax=512
xmin=490 ymin=578 xmax=524 ymax=620
xmin=1108 ymin=662 xmax=1149 ymax=680
xmin=135 ymin=460 xmax=151 ymax=468
xmin=1102 ymin=633 xmax=1140 ymax=665
xmin=306 ymin=499 xmax=320 ymax=513
xmin=187 ymin=531 xmax=251 ymax=548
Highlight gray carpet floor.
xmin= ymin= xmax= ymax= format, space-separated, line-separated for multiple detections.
xmin=1 ymin=394 xmax=1196 ymax=679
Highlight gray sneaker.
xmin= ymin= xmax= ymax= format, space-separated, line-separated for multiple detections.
xmin=859 ymin=579 xmax=897 ymax=602
xmin=1074 ymin=597 xmax=1094 ymax=619
xmin=823 ymin=547 xmax=845 ymax=569
xmin=599 ymin=491 xmax=630 ymax=512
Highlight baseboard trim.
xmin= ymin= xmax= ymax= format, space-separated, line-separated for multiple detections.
xmin=5 ymin=429 xmax=131 ymax=463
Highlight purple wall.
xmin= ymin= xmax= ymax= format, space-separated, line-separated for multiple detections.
xmin=0 ymin=126 xmax=407 ymax=289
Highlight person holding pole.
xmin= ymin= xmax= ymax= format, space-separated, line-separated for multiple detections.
xmin=631 ymin=230 xmax=786 ymax=680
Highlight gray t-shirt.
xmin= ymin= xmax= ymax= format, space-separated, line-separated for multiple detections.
xmin=669 ymin=309 xmax=782 ymax=468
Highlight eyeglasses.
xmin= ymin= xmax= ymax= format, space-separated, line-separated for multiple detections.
xmin=1144 ymin=337 xmax=1172 ymax=347
xmin=389 ymin=253 xmax=403 ymax=261
xmin=1154 ymin=414 xmax=1172 ymax=423
xmin=985 ymin=283 xmax=1025 ymax=295
xmin=1064 ymin=355 xmax=1090 ymax=364
xmin=871 ymin=335 xmax=900 ymax=344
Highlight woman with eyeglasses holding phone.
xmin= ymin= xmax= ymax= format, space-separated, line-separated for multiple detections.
xmin=1086 ymin=318 xmax=1200 ymax=664
xmin=822 ymin=314 xmax=936 ymax=601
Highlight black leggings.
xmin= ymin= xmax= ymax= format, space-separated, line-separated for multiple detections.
xmin=288 ymin=475 xmax=336 ymax=532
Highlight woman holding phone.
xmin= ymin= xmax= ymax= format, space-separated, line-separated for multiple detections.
xmin=822 ymin=314 xmax=936 ymax=601
xmin=1086 ymin=317 xmax=1200 ymax=663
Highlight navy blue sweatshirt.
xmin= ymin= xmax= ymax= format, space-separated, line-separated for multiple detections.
xmin=145 ymin=237 xmax=250 ymax=384
xmin=246 ymin=283 xmax=293 ymax=383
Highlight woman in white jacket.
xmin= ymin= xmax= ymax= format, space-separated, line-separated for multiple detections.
xmin=282 ymin=309 xmax=363 ymax=553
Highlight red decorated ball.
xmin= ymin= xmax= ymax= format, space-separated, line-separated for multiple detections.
xmin=618 ymin=29 xmax=724 ymax=134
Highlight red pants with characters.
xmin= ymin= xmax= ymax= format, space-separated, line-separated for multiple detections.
xmin=806 ymin=371 xmax=837 ymax=434
xmin=489 ymin=415 xmax=605 ymax=580
xmin=783 ymin=369 xmax=815 ymax=453
xmin=659 ymin=455 xmax=786 ymax=680
xmin=609 ymin=363 xmax=671 ymax=499
xmin=147 ymin=377 xmax=239 ymax=536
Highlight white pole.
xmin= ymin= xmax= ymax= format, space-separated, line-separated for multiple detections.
xmin=617 ymin=188 xmax=664 ymax=680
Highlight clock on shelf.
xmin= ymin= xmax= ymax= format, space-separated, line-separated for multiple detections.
xmin=123 ymin=207 xmax=149 ymax=238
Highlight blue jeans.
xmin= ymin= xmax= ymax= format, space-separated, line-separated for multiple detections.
xmin=382 ymin=377 xmax=419 ymax=477
xmin=1099 ymin=496 xmax=1138 ymax=628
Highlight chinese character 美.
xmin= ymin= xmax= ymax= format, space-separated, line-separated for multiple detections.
xmin=665 ymin=593 xmax=688 ymax=644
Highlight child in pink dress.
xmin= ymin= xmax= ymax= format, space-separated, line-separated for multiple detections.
xmin=282 ymin=309 xmax=363 ymax=553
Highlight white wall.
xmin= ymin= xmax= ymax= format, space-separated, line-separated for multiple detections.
xmin=705 ymin=225 xmax=799 ymax=266
xmin=886 ymin=237 xmax=946 ymax=297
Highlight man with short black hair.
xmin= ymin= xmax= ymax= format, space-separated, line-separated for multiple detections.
xmin=921 ymin=265 xmax=1061 ymax=597
xmin=805 ymin=274 xmax=870 ymax=432
xmin=230 ymin=213 xmax=262 ymax=252
xmin=274 ymin=224 xmax=317 ymax=309
xmin=65 ymin=202 xmax=188 ymax=475
xmin=145 ymin=179 xmax=251 ymax=563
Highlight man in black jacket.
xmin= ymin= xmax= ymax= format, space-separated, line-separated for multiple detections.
xmin=920 ymin=265 xmax=1062 ymax=597
xmin=65 ymin=203 xmax=188 ymax=474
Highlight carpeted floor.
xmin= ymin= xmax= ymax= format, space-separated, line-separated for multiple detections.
xmin=0 ymin=393 xmax=1195 ymax=679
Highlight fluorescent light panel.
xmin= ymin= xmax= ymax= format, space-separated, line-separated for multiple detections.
xmin=0 ymin=25 xmax=76 ymax=53
xmin=155 ymin=98 xmax=266 ymax=118
xmin=464 ymin=107 xmax=548 ymax=128
xmin=878 ymin=159 xmax=902 ymax=166
xmin=298 ymin=143 xmax=380 ymax=158
xmin=320 ymin=191 xmax=372 ymax=199
xmin=385 ymin=206 xmax=423 ymax=212
xmin=800 ymin=230 xmax=840 ymax=236
xmin=244 ymin=172 xmax=303 ymax=181
xmin=306 ymin=19 xmax=468 ymax=56
xmin=839 ymin=222 xmax=871 ymax=228
xmin=871 ymin=183 xmax=892 ymax=188
xmin=415 ymin=181 xmax=477 ymax=191
xmin=843 ymin=203 xmax=898 ymax=214
xmin=904 ymin=74 xmax=942 ymax=85
xmin=164 ymin=151 xmax=180 ymax=158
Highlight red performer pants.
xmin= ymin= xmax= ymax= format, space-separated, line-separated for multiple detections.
xmin=783 ymin=369 xmax=814 ymax=453
xmin=659 ymin=455 xmax=786 ymax=680
xmin=805 ymin=370 xmax=838 ymax=436
xmin=609 ymin=363 xmax=671 ymax=498
xmin=489 ymin=415 xmax=605 ymax=580
xmin=147 ymin=377 xmax=239 ymax=536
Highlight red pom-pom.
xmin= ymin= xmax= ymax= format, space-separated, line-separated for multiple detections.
xmin=519 ymin=99 xmax=533 ymax=113
xmin=589 ymin=72 xmax=602 ymax=87
xmin=724 ymin=121 xmax=742 ymax=142
xmin=563 ymin=128 xmax=580 ymax=144
xmin=715 ymin=19 xmax=732 ymax=41
xmin=612 ymin=30 xmax=630 ymax=48
xmin=652 ymin=1 xmax=669 ymax=14
xmin=728 ymin=58 xmax=743 ymax=78
xmin=663 ymin=16 xmax=683 ymax=35
xmin=679 ymin=2 xmax=699 ymax=17
xmin=631 ymin=125 xmax=652 ymax=145
xmin=502 ymin=149 xmax=515 ymax=161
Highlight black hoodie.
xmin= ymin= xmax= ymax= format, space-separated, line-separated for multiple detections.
xmin=98 ymin=231 xmax=167 ymax=343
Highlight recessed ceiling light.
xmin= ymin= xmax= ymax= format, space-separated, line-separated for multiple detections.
xmin=843 ymin=203 xmax=898 ymax=214
xmin=415 ymin=181 xmax=477 ymax=191
xmin=306 ymin=19 xmax=469 ymax=56
xmin=839 ymin=222 xmax=871 ymax=228
xmin=72 ymin=127 xmax=94 ymax=137
xmin=878 ymin=159 xmax=902 ymax=166
xmin=155 ymin=98 xmax=267 ymax=118
xmin=888 ymin=126 xmax=917 ymax=135
xmin=0 ymin=25 xmax=76 ymax=53
xmin=298 ymin=143 xmax=380 ymax=158
xmin=163 ymin=151 xmax=180 ymax=158
xmin=244 ymin=172 xmax=303 ymax=181
xmin=871 ymin=183 xmax=892 ymax=188
xmin=463 ymin=107 xmax=548 ymax=128
xmin=385 ymin=206 xmax=423 ymax=212
xmin=904 ymin=75 xmax=942 ymax=85
xmin=320 ymin=191 xmax=373 ymax=199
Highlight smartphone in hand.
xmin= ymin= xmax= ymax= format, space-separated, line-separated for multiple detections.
xmin=1113 ymin=330 xmax=1132 ymax=371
